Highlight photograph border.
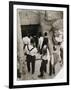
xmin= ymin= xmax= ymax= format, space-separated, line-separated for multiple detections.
xmin=9 ymin=1 xmax=69 ymax=88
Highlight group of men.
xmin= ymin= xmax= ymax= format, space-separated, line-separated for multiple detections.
xmin=23 ymin=32 xmax=51 ymax=78
xmin=22 ymin=31 xmax=63 ymax=78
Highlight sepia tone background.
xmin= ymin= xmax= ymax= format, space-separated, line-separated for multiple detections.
xmin=17 ymin=9 xmax=63 ymax=80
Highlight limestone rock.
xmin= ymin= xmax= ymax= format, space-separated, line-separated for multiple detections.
xmin=47 ymin=11 xmax=63 ymax=20
xmin=52 ymin=19 xmax=63 ymax=30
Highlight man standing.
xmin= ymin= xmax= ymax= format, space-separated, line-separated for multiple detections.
xmin=42 ymin=32 xmax=48 ymax=49
xmin=38 ymin=45 xmax=50 ymax=77
xmin=25 ymin=38 xmax=37 ymax=74
xmin=23 ymin=34 xmax=30 ymax=49
xmin=38 ymin=32 xmax=44 ymax=54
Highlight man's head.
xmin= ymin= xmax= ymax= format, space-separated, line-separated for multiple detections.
xmin=38 ymin=32 xmax=42 ymax=37
xmin=44 ymin=32 xmax=47 ymax=36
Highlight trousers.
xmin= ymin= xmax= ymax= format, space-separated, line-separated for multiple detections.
xmin=49 ymin=60 xmax=55 ymax=76
xmin=26 ymin=55 xmax=35 ymax=74
xmin=40 ymin=60 xmax=48 ymax=76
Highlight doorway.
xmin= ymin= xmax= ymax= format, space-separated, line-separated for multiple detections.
xmin=21 ymin=24 xmax=40 ymax=37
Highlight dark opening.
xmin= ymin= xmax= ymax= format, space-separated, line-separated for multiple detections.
xmin=21 ymin=24 xmax=40 ymax=37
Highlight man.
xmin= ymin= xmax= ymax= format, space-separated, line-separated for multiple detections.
xmin=42 ymin=32 xmax=48 ymax=49
xmin=33 ymin=35 xmax=38 ymax=48
xmin=38 ymin=45 xmax=50 ymax=77
xmin=23 ymin=34 xmax=30 ymax=49
xmin=25 ymin=38 xmax=37 ymax=74
xmin=52 ymin=30 xmax=63 ymax=66
xmin=38 ymin=32 xmax=44 ymax=54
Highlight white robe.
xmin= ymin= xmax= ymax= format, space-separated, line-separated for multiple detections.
xmin=38 ymin=37 xmax=44 ymax=49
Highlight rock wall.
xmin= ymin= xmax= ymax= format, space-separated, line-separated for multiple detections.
xmin=19 ymin=9 xmax=40 ymax=25
xmin=17 ymin=10 xmax=27 ymax=79
xmin=40 ymin=10 xmax=63 ymax=33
